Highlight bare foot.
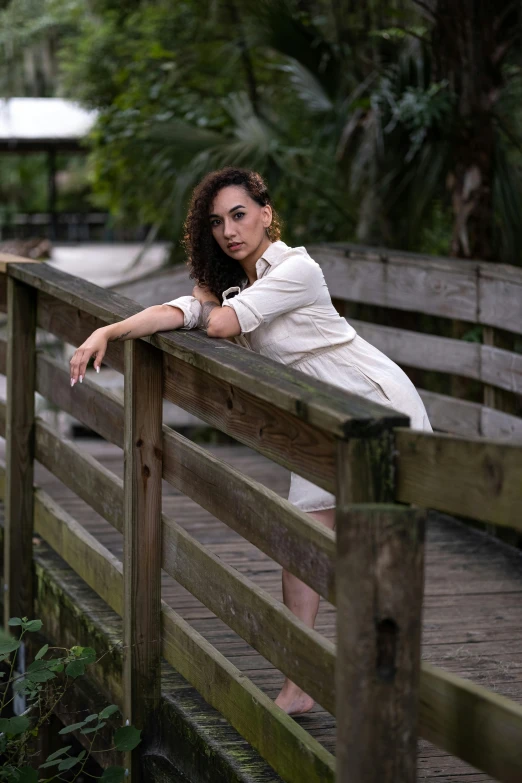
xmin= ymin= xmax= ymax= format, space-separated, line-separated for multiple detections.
xmin=275 ymin=685 xmax=314 ymax=715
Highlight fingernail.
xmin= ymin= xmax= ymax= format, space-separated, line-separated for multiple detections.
xmin=71 ymin=379 xmax=76 ymax=387
xmin=96 ymin=366 xmax=100 ymax=374
xmin=79 ymin=375 xmax=83 ymax=383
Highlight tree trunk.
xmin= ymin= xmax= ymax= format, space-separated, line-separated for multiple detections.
xmin=432 ymin=0 xmax=517 ymax=260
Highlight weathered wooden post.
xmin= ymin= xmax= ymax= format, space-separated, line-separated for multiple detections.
xmin=3 ymin=266 xmax=37 ymax=626
xmin=123 ymin=339 xmax=163 ymax=780
xmin=335 ymin=431 xmax=425 ymax=782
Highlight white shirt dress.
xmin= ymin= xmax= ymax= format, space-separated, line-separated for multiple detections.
xmin=164 ymin=240 xmax=432 ymax=513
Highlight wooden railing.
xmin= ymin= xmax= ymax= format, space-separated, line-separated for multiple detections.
xmin=0 ymin=250 xmax=521 ymax=782
xmin=310 ymin=242 xmax=522 ymax=443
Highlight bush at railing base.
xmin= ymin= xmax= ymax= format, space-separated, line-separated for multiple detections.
xmin=0 ymin=616 xmax=140 ymax=782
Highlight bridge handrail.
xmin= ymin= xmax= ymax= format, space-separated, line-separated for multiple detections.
xmin=1 ymin=252 xmax=522 ymax=782
xmin=310 ymin=243 xmax=522 ymax=444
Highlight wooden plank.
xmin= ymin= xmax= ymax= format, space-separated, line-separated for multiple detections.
xmin=33 ymin=416 xmax=124 ymax=530
xmin=482 ymin=342 xmax=522 ymax=396
xmin=160 ymin=602 xmax=335 ymax=783
xmin=37 ymin=289 xmax=125 ymax=373
xmin=335 ymin=431 xmax=396 ymax=504
xmin=309 ymin=243 xmax=479 ymax=322
xmin=482 ymin=327 xmax=497 ymax=408
xmin=4 ymin=277 xmax=37 ymax=625
xmin=161 ymin=426 xmax=336 ymax=603
xmin=24 ymin=354 xmax=337 ymax=600
xmin=351 ymin=319 xmax=480 ymax=380
xmin=347 ymin=319 xmax=522 ymax=396
xmin=161 ymin=513 xmax=336 ymax=713
xmin=10 ymin=260 xmax=407 ymax=439
xmin=163 ymin=352 xmax=342 ymax=492
xmin=481 ymin=406 xmax=522 ymax=442
xmin=1 ymin=401 xmax=336 ymax=709
xmin=478 ymin=262 xmax=522 ymax=336
xmin=420 ymin=662 xmax=522 ymax=782
xmin=0 ymin=462 xmax=336 ymax=783
xmin=395 ymin=429 xmax=522 ymax=529
xmin=419 ymin=389 xmax=522 ymax=442
xmin=35 ymin=352 xmax=125 ymax=447
xmin=336 ymin=504 xmax=425 ymax=783
xmin=123 ymin=340 xmax=163 ymax=777
xmin=419 ymin=389 xmax=482 ymax=437
xmin=33 ymin=487 xmax=123 ymax=615
xmin=0 ymin=252 xmax=41 ymax=272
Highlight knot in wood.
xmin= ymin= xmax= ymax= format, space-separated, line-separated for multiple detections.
xmin=375 ymin=617 xmax=398 ymax=682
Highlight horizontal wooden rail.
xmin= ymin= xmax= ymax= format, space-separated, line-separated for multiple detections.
xmin=351 ymin=319 xmax=522 ymax=396
xmin=310 ymin=243 xmax=522 ymax=336
xmin=6 ymin=260 xmax=405 ymax=440
xmin=1 ymin=464 xmax=521 ymax=782
xmin=419 ymin=389 xmax=522 ymax=442
xmin=32 ymin=286 xmax=403 ymax=491
xmin=0 ymin=404 xmax=336 ymax=709
xmin=0 ymin=462 xmax=335 ymax=783
xmin=420 ymin=662 xmax=522 ymax=782
xmin=35 ymin=487 xmax=123 ymax=616
xmin=396 ymin=429 xmax=522 ymax=529
xmin=160 ymin=605 xmax=335 ymax=783
xmin=21 ymin=350 xmax=522 ymax=533
xmin=2 ymin=351 xmax=336 ymax=602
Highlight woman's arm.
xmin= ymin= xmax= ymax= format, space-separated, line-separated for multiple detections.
xmin=193 ymin=285 xmax=241 ymax=338
xmin=69 ymin=304 xmax=184 ymax=385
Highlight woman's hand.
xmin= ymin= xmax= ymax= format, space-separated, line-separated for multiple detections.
xmin=69 ymin=328 xmax=108 ymax=386
xmin=192 ymin=284 xmax=220 ymax=305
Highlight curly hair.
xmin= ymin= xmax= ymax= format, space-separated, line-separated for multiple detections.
xmin=182 ymin=167 xmax=282 ymax=299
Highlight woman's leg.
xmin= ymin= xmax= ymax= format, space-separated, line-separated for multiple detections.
xmin=274 ymin=507 xmax=335 ymax=715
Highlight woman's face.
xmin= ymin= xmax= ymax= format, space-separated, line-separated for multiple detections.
xmin=209 ymin=185 xmax=272 ymax=261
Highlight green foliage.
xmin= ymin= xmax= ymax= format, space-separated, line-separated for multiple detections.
xmin=0 ymin=616 xmax=140 ymax=782
xmin=2 ymin=0 xmax=522 ymax=262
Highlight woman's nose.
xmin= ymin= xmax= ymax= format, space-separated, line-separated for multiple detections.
xmin=223 ymin=220 xmax=237 ymax=238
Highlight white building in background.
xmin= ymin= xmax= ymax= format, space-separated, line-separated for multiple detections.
xmin=0 ymin=98 xmax=98 ymax=240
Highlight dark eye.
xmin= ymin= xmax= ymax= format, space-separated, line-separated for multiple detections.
xmin=234 ymin=211 xmax=245 ymax=219
xmin=210 ymin=219 xmax=220 ymax=227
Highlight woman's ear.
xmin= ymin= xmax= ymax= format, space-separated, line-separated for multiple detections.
xmin=263 ymin=204 xmax=272 ymax=229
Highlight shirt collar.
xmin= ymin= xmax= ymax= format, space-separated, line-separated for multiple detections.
xmin=255 ymin=240 xmax=288 ymax=276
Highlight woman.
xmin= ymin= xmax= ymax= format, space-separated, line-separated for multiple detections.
xmin=70 ymin=166 xmax=432 ymax=716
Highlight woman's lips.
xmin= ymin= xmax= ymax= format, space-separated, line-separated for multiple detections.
xmin=228 ymin=243 xmax=243 ymax=251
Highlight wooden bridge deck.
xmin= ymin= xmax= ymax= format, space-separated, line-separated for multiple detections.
xmin=7 ymin=435 xmax=522 ymax=782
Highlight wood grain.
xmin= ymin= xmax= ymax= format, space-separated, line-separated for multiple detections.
xmin=335 ymin=431 xmax=396 ymax=504
xmin=419 ymin=389 xmax=522 ymax=442
xmin=4 ymin=277 xmax=37 ymax=624
xmin=309 ymin=244 xmax=479 ymax=322
xmin=420 ymin=662 xmax=522 ymax=782
xmin=22 ymin=355 xmax=337 ymax=600
xmin=396 ymin=429 xmax=522 ymax=529
xmin=309 ymin=243 xmax=522 ymax=335
xmin=160 ymin=603 xmax=335 ymax=783
xmin=351 ymin=319 xmax=522 ymax=396
xmin=160 ymin=512 xmax=336 ymax=713
xmin=478 ymin=262 xmax=522 ymax=335
xmin=161 ymin=426 xmax=336 ymax=603
xmin=5 ymin=404 xmax=336 ymax=710
xmin=9 ymin=260 xmax=405 ymax=439
xmin=123 ymin=339 xmax=163 ymax=777
xmin=336 ymin=504 xmax=425 ymax=783
xmin=33 ymin=487 xmax=123 ymax=615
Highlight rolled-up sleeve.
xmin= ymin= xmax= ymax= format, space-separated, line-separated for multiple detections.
xmin=222 ymin=254 xmax=324 ymax=335
xmin=162 ymin=295 xmax=201 ymax=330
